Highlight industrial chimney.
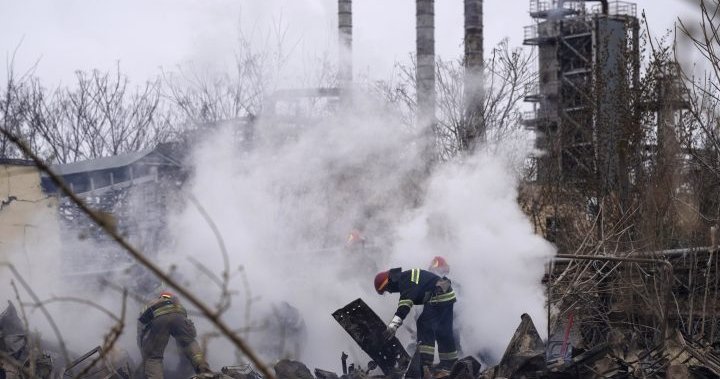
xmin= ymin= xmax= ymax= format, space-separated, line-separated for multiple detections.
xmin=416 ymin=0 xmax=436 ymax=156
xmin=462 ymin=0 xmax=484 ymax=150
xmin=338 ymin=0 xmax=353 ymax=89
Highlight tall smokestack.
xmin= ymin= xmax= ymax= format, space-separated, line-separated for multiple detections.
xmin=338 ymin=0 xmax=353 ymax=89
xmin=416 ymin=0 xmax=436 ymax=158
xmin=462 ymin=0 xmax=484 ymax=150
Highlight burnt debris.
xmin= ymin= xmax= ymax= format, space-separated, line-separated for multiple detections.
xmin=332 ymin=298 xmax=410 ymax=376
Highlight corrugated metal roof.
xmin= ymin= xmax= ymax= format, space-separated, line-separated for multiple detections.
xmin=49 ymin=149 xmax=153 ymax=176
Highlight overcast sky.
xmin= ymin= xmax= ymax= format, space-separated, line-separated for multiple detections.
xmin=0 ymin=0 xmax=699 ymax=87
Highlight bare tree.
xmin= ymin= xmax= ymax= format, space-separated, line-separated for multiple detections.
xmin=1 ymin=64 xmax=179 ymax=164
xmin=376 ymin=39 xmax=536 ymax=161
xmin=162 ymin=30 xmax=298 ymax=125
xmin=32 ymin=67 xmax=176 ymax=163
xmin=677 ymin=1 xmax=720 ymax=226
xmin=0 ymin=61 xmax=37 ymax=159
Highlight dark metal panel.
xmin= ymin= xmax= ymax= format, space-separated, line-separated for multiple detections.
xmin=332 ymin=298 xmax=410 ymax=376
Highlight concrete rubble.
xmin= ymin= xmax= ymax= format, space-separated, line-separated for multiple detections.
xmin=0 ymin=301 xmax=56 ymax=378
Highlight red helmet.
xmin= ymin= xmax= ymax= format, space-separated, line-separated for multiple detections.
xmin=346 ymin=229 xmax=365 ymax=248
xmin=374 ymin=271 xmax=390 ymax=294
xmin=429 ymin=256 xmax=450 ymax=276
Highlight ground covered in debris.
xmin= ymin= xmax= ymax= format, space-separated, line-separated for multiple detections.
xmin=5 ymin=295 xmax=720 ymax=379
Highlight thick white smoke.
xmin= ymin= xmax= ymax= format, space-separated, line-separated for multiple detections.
xmin=158 ymin=90 xmax=554 ymax=371
xmin=0 ymin=211 xmax=139 ymax=364
xmin=162 ymin=95 xmax=426 ymax=370
xmin=390 ymin=147 xmax=554 ymax=362
xmin=0 ymin=94 xmax=552 ymax=374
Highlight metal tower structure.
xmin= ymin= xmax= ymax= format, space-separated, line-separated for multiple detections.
xmin=523 ymin=0 xmax=640 ymax=194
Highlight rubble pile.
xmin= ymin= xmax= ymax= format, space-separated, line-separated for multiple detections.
xmin=6 ymin=295 xmax=720 ymax=378
xmin=0 ymin=302 xmax=56 ymax=378
xmin=481 ymin=314 xmax=720 ymax=379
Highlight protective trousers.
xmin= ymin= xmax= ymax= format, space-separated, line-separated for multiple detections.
xmin=140 ymin=312 xmax=208 ymax=379
xmin=415 ymin=302 xmax=458 ymax=372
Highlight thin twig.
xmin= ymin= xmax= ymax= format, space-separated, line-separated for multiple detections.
xmin=10 ymin=280 xmax=35 ymax=378
xmin=186 ymin=193 xmax=232 ymax=316
xmin=70 ymin=290 xmax=127 ymax=379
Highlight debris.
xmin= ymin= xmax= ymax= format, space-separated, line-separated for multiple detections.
xmin=493 ymin=313 xmax=545 ymax=378
xmin=341 ymin=352 xmax=348 ymax=375
xmin=64 ymin=345 xmax=132 ymax=379
xmin=332 ymin=298 xmax=410 ymax=376
xmin=446 ymin=356 xmax=481 ymax=379
xmin=64 ymin=345 xmax=103 ymax=374
xmin=0 ymin=301 xmax=54 ymax=379
xmin=223 ymin=364 xmax=264 ymax=379
xmin=314 ymin=368 xmax=340 ymax=379
xmin=274 ymin=359 xmax=314 ymax=379
xmin=0 ymin=301 xmax=26 ymax=357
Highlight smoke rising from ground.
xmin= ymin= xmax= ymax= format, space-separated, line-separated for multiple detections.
xmin=160 ymin=89 xmax=553 ymax=370
xmin=1 ymin=88 xmax=552 ymax=373
xmin=0 ymin=1 xmax=705 ymax=374
xmin=0 ymin=211 xmax=139 ymax=364
xmin=391 ymin=148 xmax=554 ymax=361
xmin=164 ymin=95 xmax=426 ymax=369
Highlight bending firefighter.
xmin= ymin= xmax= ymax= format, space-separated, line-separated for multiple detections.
xmin=374 ymin=268 xmax=458 ymax=377
xmin=137 ymin=292 xmax=212 ymax=379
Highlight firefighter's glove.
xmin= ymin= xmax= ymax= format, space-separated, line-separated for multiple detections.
xmin=383 ymin=316 xmax=403 ymax=341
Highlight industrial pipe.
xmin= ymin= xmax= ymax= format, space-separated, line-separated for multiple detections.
xmin=416 ymin=0 xmax=436 ymax=130
xmin=463 ymin=0 xmax=484 ymax=148
xmin=338 ymin=0 xmax=353 ymax=88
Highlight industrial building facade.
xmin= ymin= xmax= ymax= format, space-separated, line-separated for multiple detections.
xmin=524 ymin=0 xmax=640 ymax=195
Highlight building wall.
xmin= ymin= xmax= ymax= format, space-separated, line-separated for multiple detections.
xmin=0 ymin=163 xmax=60 ymax=265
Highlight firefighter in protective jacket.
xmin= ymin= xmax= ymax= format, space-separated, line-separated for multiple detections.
xmin=137 ymin=292 xmax=212 ymax=379
xmin=374 ymin=268 xmax=458 ymax=376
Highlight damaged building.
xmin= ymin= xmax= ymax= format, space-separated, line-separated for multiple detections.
xmin=0 ymin=159 xmax=61 ymax=280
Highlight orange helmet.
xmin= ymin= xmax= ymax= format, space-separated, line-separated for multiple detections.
xmin=374 ymin=271 xmax=390 ymax=294
xmin=429 ymin=256 xmax=450 ymax=276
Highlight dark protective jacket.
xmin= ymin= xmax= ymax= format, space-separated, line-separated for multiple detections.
xmin=137 ymin=296 xmax=209 ymax=379
xmin=386 ymin=268 xmax=456 ymax=320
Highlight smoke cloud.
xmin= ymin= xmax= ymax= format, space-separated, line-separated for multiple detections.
xmin=0 ymin=89 xmax=552 ymax=373
xmin=391 ymin=147 xmax=554 ymax=362
xmin=156 ymin=89 xmax=553 ymax=370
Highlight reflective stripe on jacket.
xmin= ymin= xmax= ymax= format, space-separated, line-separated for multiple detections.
xmin=390 ymin=268 xmax=455 ymax=320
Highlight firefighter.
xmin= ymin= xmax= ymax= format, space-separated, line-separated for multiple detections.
xmin=345 ymin=229 xmax=366 ymax=250
xmin=342 ymin=228 xmax=378 ymax=279
xmin=374 ymin=268 xmax=458 ymax=377
xmin=404 ymin=257 xmax=450 ymax=356
xmin=137 ymin=292 xmax=212 ymax=379
xmin=427 ymin=256 xmax=465 ymax=358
